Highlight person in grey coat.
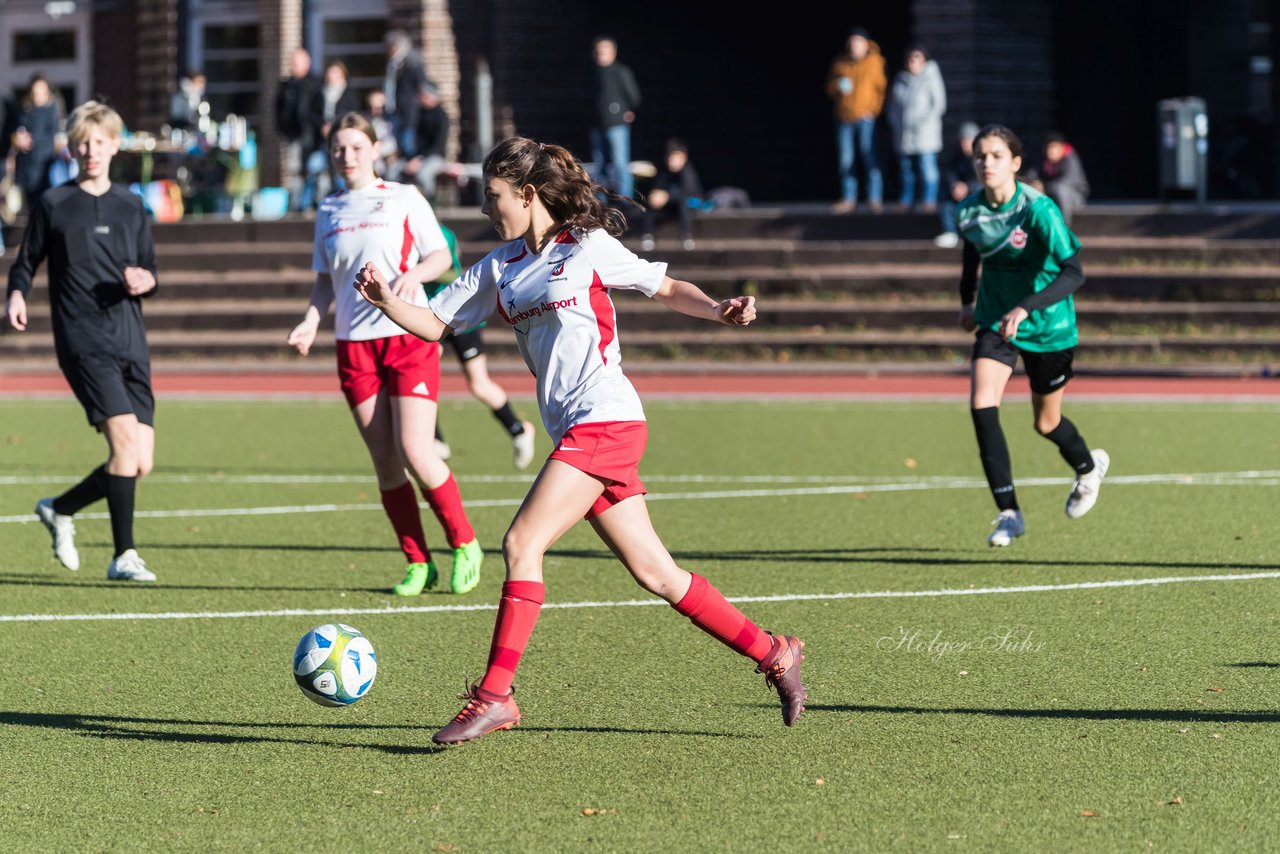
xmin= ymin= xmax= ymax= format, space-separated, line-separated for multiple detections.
xmin=887 ymin=44 xmax=946 ymax=210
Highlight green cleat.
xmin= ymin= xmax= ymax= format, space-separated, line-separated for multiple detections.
xmin=450 ymin=540 xmax=483 ymax=594
xmin=394 ymin=561 xmax=437 ymax=596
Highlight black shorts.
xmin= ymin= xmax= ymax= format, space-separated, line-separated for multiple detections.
xmin=972 ymin=330 xmax=1074 ymax=395
xmin=62 ymin=353 xmax=155 ymax=427
xmin=447 ymin=328 xmax=485 ymax=363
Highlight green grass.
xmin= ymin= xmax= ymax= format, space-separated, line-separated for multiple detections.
xmin=2 ymin=397 xmax=1279 ymax=851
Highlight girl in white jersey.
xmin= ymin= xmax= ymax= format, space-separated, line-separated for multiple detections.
xmin=287 ymin=112 xmax=483 ymax=596
xmin=353 ymin=136 xmax=807 ymax=745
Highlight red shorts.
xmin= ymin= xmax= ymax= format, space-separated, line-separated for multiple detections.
xmin=549 ymin=421 xmax=648 ymax=519
xmin=336 ymin=334 xmax=441 ymax=408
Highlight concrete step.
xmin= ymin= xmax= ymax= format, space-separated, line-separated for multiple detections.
xmin=13 ymin=297 xmax=1280 ymax=337
xmin=4 ymin=327 xmax=1279 ymax=364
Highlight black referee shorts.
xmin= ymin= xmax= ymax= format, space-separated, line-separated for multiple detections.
xmin=446 ymin=328 xmax=486 ymax=363
xmin=972 ymin=329 xmax=1074 ymax=395
xmin=61 ymin=353 xmax=156 ymax=427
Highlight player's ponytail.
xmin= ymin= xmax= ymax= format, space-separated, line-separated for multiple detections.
xmin=483 ymin=136 xmax=630 ymax=237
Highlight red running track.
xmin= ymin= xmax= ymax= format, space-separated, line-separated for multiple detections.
xmin=3 ymin=370 xmax=1279 ymax=400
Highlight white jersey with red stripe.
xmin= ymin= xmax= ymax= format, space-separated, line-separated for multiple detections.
xmin=429 ymin=228 xmax=667 ymax=443
xmin=312 ymin=180 xmax=448 ymax=341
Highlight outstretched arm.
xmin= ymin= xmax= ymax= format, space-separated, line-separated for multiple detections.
xmin=653 ymin=275 xmax=756 ymax=326
xmin=287 ymin=274 xmax=335 ymax=356
xmin=353 ymin=261 xmax=450 ymax=341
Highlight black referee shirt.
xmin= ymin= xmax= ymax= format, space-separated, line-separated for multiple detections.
xmin=6 ymin=182 xmax=158 ymax=364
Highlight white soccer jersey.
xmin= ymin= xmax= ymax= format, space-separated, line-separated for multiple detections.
xmin=429 ymin=228 xmax=668 ymax=443
xmin=312 ymin=181 xmax=448 ymax=341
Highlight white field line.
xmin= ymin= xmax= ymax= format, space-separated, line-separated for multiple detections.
xmin=3 ymin=470 xmax=1280 ymax=525
xmin=3 ymin=572 xmax=1279 ymax=624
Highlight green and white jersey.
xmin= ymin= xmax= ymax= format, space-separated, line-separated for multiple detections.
xmin=957 ymin=182 xmax=1082 ymax=352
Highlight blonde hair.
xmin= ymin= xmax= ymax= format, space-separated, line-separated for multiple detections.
xmin=66 ymin=101 xmax=124 ymax=146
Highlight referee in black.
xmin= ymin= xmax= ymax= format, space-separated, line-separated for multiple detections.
xmin=5 ymin=100 xmax=159 ymax=581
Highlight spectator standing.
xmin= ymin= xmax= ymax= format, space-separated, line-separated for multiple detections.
xmin=640 ymin=138 xmax=703 ymax=251
xmin=385 ymin=29 xmax=433 ymax=162
xmin=12 ymin=74 xmax=63 ymax=211
xmin=826 ymin=27 xmax=887 ymax=213
xmin=363 ymin=90 xmax=398 ymax=177
xmin=1041 ymin=132 xmax=1089 ymax=226
xmin=400 ymin=85 xmax=449 ymax=202
xmin=888 ymin=44 xmax=946 ymax=212
xmin=275 ymin=48 xmax=323 ymax=210
xmin=168 ymin=69 xmax=207 ymax=129
xmin=588 ymin=35 xmax=641 ymax=200
xmin=316 ymin=61 xmax=361 ymax=196
xmin=935 ymin=120 xmax=981 ymax=248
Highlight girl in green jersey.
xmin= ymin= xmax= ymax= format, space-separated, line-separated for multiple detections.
xmin=956 ymin=125 xmax=1109 ymax=547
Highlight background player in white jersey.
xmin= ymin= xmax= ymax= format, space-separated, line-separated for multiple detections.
xmin=957 ymin=124 xmax=1108 ymax=548
xmin=353 ymin=136 xmax=806 ymax=745
xmin=287 ymin=112 xmax=483 ymax=596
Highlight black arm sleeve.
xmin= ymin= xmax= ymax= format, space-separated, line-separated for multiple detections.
xmin=959 ymin=239 xmax=979 ymax=305
xmin=136 ymin=202 xmax=159 ymax=298
xmin=6 ymin=197 xmax=49 ymax=297
xmin=1018 ymin=253 xmax=1084 ymax=312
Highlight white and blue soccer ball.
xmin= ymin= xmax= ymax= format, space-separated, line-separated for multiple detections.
xmin=293 ymin=623 xmax=378 ymax=706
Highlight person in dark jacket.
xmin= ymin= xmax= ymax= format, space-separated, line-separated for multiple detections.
xmin=314 ymin=60 xmax=361 ymax=196
xmin=400 ymin=85 xmax=450 ymax=202
xmin=12 ymin=74 xmax=63 ymax=211
xmin=385 ymin=29 xmax=434 ymax=161
xmin=276 ymin=48 xmax=324 ymax=209
xmin=1041 ymin=132 xmax=1089 ymax=227
xmin=5 ymin=101 xmax=161 ymax=582
xmin=640 ymin=138 xmax=704 ymax=250
xmin=588 ymin=35 xmax=641 ymax=199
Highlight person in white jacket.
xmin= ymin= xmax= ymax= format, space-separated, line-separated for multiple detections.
xmin=888 ymin=44 xmax=947 ymax=211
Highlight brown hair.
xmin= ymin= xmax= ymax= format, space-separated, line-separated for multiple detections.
xmin=328 ymin=111 xmax=378 ymax=149
xmin=482 ymin=136 xmax=629 ymax=237
xmin=974 ymin=124 xmax=1024 ymax=161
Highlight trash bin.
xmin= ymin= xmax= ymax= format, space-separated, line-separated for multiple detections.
xmin=1157 ymin=97 xmax=1208 ymax=203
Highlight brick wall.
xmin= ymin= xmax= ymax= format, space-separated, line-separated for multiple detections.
xmin=92 ymin=0 xmax=177 ymax=130
xmin=258 ymin=0 xmax=304 ymax=187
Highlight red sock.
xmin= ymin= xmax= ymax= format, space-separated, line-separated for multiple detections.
xmin=422 ymin=474 xmax=475 ymax=548
xmin=380 ymin=483 xmax=430 ymax=563
xmin=674 ymin=573 xmax=774 ymax=663
xmin=479 ymin=580 xmax=545 ymax=698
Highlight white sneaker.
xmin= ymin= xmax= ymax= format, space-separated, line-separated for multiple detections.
xmin=933 ymin=232 xmax=960 ymax=248
xmin=640 ymin=235 xmax=656 ymax=252
xmin=988 ymin=509 xmax=1025 ymax=547
xmin=107 ymin=549 xmax=156 ymax=582
xmin=682 ymin=238 xmax=696 ymax=251
xmin=512 ymin=420 xmax=536 ymax=470
xmin=434 ymin=438 xmax=452 ymax=461
xmin=35 ymin=498 xmax=79 ymax=570
xmin=1065 ymin=449 xmax=1110 ymax=519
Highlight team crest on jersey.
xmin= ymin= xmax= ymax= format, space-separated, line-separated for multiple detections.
xmin=549 ymin=259 xmax=566 ymax=276
xmin=1010 ymin=226 xmax=1028 ymax=249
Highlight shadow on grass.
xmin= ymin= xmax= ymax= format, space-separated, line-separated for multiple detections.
xmin=802 ymin=703 xmax=1280 ymax=724
xmin=0 ymin=711 xmax=445 ymax=755
xmin=1225 ymin=662 xmax=1280 ymax=669
xmin=518 ymin=725 xmax=759 ymax=739
xmin=0 ymin=711 xmax=752 ymax=748
xmin=0 ymin=572 xmax=413 ymax=595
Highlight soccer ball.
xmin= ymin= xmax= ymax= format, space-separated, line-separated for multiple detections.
xmin=293 ymin=623 xmax=378 ymax=706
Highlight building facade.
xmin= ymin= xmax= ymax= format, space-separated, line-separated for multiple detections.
xmin=0 ymin=0 xmax=1275 ymax=200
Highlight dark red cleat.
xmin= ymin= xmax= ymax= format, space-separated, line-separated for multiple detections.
xmin=432 ymin=682 xmax=521 ymax=745
xmin=757 ymin=635 xmax=806 ymax=726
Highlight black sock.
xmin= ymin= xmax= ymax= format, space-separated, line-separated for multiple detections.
xmin=105 ymin=473 xmax=137 ymax=556
xmin=492 ymin=402 xmax=524 ymax=437
xmin=971 ymin=407 xmax=1018 ymax=511
xmin=53 ymin=465 xmax=108 ymax=516
xmin=1043 ymin=416 xmax=1095 ymax=474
